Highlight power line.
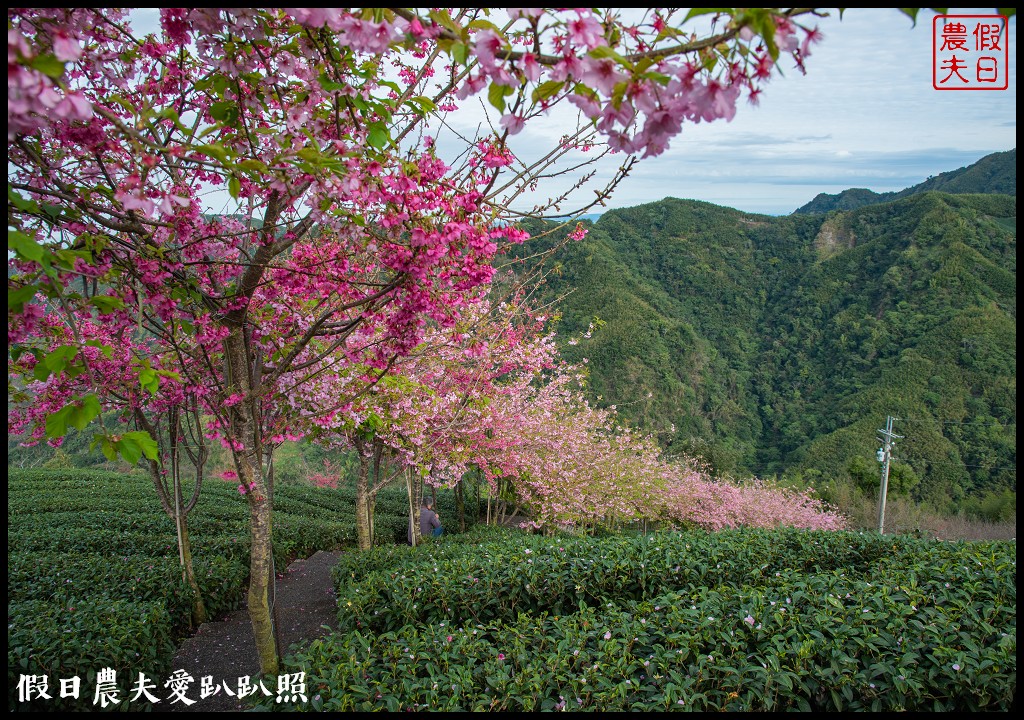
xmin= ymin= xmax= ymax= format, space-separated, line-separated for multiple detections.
xmin=902 ymin=418 xmax=1016 ymax=427
xmin=925 ymin=462 xmax=1017 ymax=471
xmin=739 ymin=462 xmax=1017 ymax=475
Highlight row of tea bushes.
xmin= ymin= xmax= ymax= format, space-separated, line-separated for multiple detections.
xmin=282 ymin=525 xmax=1015 ymax=711
xmin=6 ymin=468 xmax=367 ymax=712
xmin=330 ymin=524 xmax=1016 ymax=633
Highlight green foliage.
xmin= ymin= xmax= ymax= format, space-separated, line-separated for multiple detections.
xmin=5 ymin=468 xmax=371 ymax=712
xmin=265 ymin=528 xmax=1016 ymax=711
xmin=40 ymin=447 xmax=75 ymax=470
xmin=961 ymin=487 xmax=1017 ymax=523
xmin=8 ymin=599 xmax=176 ymax=713
xmin=512 ymin=159 xmax=1015 ymax=516
xmin=8 ymin=469 xmax=1014 ymax=712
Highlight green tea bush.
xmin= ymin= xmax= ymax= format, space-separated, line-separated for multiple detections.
xmin=302 ymin=526 xmax=1015 ymax=711
xmin=7 ymin=468 xmax=370 ymax=712
xmin=272 ymin=564 xmax=1015 ymax=711
xmin=331 ymin=526 xmax=916 ymax=633
xmin=8 ymin=598 xmax=175 ymax=713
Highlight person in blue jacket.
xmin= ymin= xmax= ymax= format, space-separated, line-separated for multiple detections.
xmin=409 ymin=497 xmax=443 ymax=544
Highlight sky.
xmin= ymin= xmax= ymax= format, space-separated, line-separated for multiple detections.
xmin=491 ymin=8 xmax=1018 ymax=216
xmin=126 ymin=8 xmax=1016 ymax=218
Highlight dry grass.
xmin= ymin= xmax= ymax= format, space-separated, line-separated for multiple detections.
xmin=842 ymin=493 xmax=1016 ymax=541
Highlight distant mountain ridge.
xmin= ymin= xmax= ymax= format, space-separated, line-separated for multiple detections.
xmin=793 ymin=148 xmax=1016 ymax=214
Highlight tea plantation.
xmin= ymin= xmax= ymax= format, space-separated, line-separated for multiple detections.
xmin=8 ymin=470 xmax=1016 ymax=712
xmin=6 ymin=468 xmax=419 ymax=712
xmin=267 ymin=525 xmax=1016 ymax=711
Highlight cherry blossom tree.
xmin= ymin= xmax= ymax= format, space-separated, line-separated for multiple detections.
xmin=7 ymin=301 xmax=219 ymax=624
xmin=9 ymin=8 xmax=828 ymax=673
xmin=470 ymin=356 xmax=848 ymax=533
xmin=294 ymin=288 xmax=559 ymax=548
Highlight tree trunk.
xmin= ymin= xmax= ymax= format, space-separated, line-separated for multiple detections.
xmin=473 ymin=469 xmax=481 ymax=522
xmin=354 ymin=446 xmax=373 ymax=551
xmin=174 ymin=479 xmax=208 ymax=625
xmin=142 ymin=407 xmax=208 ymax=627
xmin=368 ymin=493 xmax=377 ymax=546
xmin=224 ymin=327 xmax=278 ymax=675
xmin=264 ymin=446 xmax=284 ymax=661
xmin=406 ymin=468 xmax=419 ymax=547
xmin=455 ymin=480 xmax=466 ymax=532
xmin=169 ymin=416 xmax=208 ymax=626
xmin=246 ymin=487 xmax=277 ymax=675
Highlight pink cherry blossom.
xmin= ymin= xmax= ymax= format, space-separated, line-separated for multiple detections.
xmin=8 ymin=6 xmax=832 ymax=676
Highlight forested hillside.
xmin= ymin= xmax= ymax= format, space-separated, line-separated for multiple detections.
xmin=515 ymin=181 xmax=1015 ymax=518
xmin=794 ymin=149 xmax=1016 ymax=215
xmin=10 ymin=154 xmax=1015 ymax=522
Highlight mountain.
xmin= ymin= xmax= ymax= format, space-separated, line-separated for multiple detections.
xmin=513 ymin=175 xmax=1015 ymax=518
xmin=793 ymin=149 xmax=1016 ymax=215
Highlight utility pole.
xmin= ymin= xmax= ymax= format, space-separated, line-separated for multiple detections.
xmin=876 ymin=415 xmax=904 ymax=534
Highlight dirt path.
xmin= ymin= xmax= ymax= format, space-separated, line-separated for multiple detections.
xmin=165 ymin=550 xmax=343 ymax=712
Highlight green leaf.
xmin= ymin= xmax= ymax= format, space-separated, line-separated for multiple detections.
xmin=8 ymin=284 xmax=38 ymax=313
xmin=236 ymin=158 xmax=269 ymax=173
xmin=155 ymin=106 xmax=183 ymax=126
xmin=84 ymin=339 xmax=115 ymax=358
xmin=41 ymin=203 xmax=65 ymax=220
xmin=8 ymin=187 xmax=40 ymax=213
xmin=408 ymin=95 xmax=437 ymax=114
xmin=44 ymin=345 xmax=78 ymax=374
xmin=211 ymin=74 xmax=230 ymax=95
xmin=452 ymin=41 xmax=469 ymax=65
xmin=744 ymin=9 xmax=780 ymax=60
xmin=366 ymin=122 xmax=390 ymax=150
xmin=532 ymin=80 xmax=565 ymax=104
xmin=427 ymin=10 xmax=461 ymax=34
xmin=830 ymin=688 xmax=843 ymax=709
xmin=467 ymin=19 xmax=502 ymax=34
xmin=45 ymin=406 xmax=74 ymax=438
xmin=318 ymin=71 xmax=349 ymax=93
xmin=68 ymin=394 xmax=101 ymax=431
xmin=157 ymin=368 xmax=181 ymax=383
xmin=118 ymin=431 xmax=160 ymax=463
xmin=196 ymin=143 xmax=230 ymax=164
xmin=209 ymin=100 xmax=237 ymax=123
xmin=896 ymin=8 xmax=934 ymax=26
xmin=33 ymin=362 xmax=52 ymax=382
xmin=297 ymin=145 xmax=322 ymax=161
xmin=683 ymin=8 xmax=731 ymax=22
xmin=28 ymin=54 xmax=66 ymax=79
xmin=610 ymin=80 xmax=629 ymax=109
xmin=487 ymin=82 xmax=512 ymax=113
xmin=571 ymin=83 xmax=599 ymax=102
xmin=116 ymin=437 xmax=144 ymax=465
xmin=139 ymin=367 xmax=160 ymax=395
xmin=65 ymin=364 xmax=85 ymax=379
xmin=378 ymin=79 xmax=401 ymax=96
xmin=90 ymin=295 xmax=125 ymax=314
xmin=8 ymin=229 xmax=45 ymax=263
xmin=228 ymin=175 xmax=241 ymax=199
xmin=99 ymin=436 xmax=118 ymax=461
xmin=587 ymin=46 xmax=626 ymax=63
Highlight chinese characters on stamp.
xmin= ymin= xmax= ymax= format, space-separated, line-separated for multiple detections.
xmin=933 ymin=14 xmax=1009 ymax=90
